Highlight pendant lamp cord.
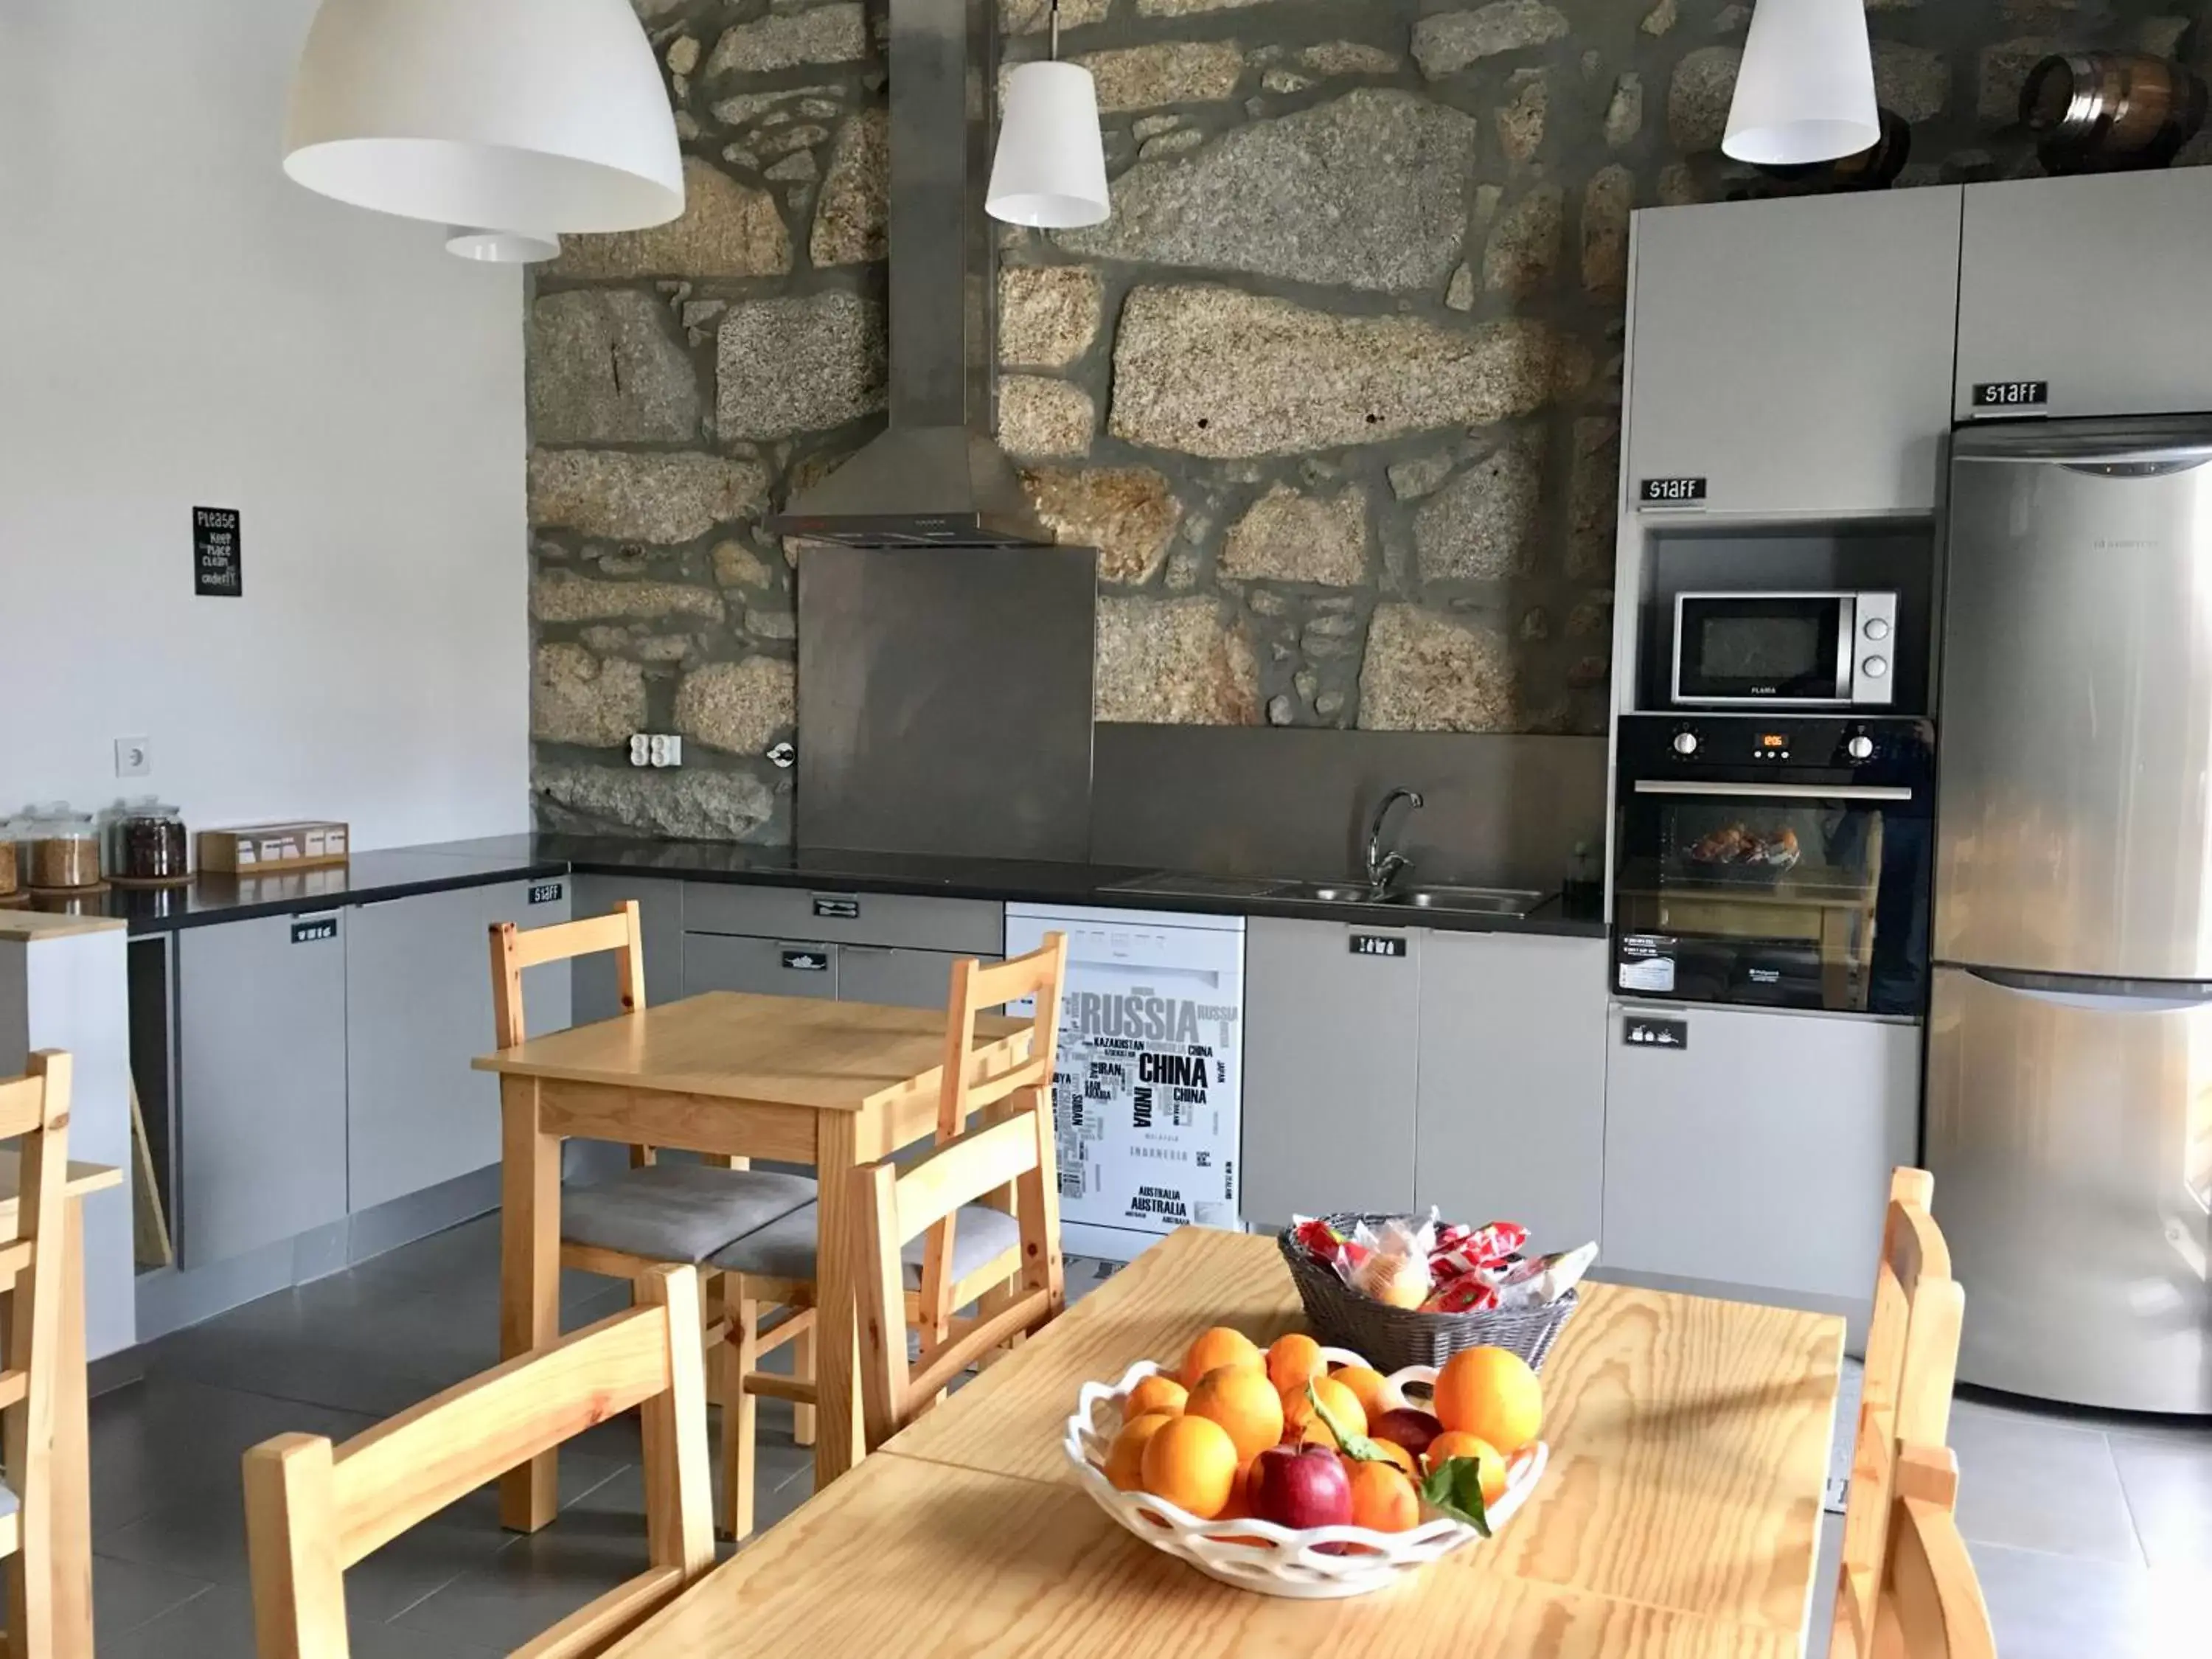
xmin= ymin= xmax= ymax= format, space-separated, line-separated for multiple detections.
xmin=1049 ymin=0 xmax=1061 ymax=60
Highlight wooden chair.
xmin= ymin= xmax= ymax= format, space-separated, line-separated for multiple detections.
xmin=1829 ymin=1168 xmax=1966 ymax=1659
xmin=244 ymin=1263 xmax=714 ymax=1659
xmin=1867 ymin=1443 xmax=1997 ymax=1659
xmin=706 ymin=934 xmax=1068 ymax=1536
xmin=853 ymin=1078 xmax=1065 ymax=1452
xmin=0 ymin=1052 xmax=72 ymax=1659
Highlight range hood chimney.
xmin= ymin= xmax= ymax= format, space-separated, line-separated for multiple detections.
xmin=765 ymin=0 xmax=1052 ymax=549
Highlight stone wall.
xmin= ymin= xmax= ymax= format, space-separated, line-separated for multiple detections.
xmin=530 ymin=0 xmax=2197 ymax=835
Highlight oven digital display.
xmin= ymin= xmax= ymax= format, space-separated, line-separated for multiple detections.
xmin=1699 ymin=613 xmax=1824 ymax=680
xmin=1759 ymin=733 xmax=1787 ymax=748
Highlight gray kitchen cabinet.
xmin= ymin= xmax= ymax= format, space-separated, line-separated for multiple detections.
xmin=684 ymin=883 xmax=1002 ymax=956
xmin=1601 ymin=1001 xmax=1919 ymax=1307
xmin=1626 ymin=187 xmax=1961 ymax=517
xmin=840 ymin=944 xmax=998 ymax=1010
xmin=177 ymin=910 xmax=349 ymax=1266
xmin=1955 ymin=170 xmax=2212 ymax=421
xmin=1415 ymin=933 xmax=1607 ymax=1250
xmin=569 ymin=873 xmax=684 ymax=1020
xmin=683 ymin=931 xmax=839 ymax=999
xmin=1240 ymin=917 xmax=1419 ymax=1227
xmin=347 ymin=879 xmax=570 ymax=1214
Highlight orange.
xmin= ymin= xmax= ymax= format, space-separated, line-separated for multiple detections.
xmin=1265 ymin=1332 xmax=1326 ymax=1394
xmin=1281 ymin=1374 xmax=1367 ymax=1447
xmin=1425 ymin=1430 xmax=1509 ymax=1504
xmin=1217 ymin=1458 xmax=1256 ymax=1521
xmin=1329 ymin=1363 xmax=1392 ymax=1424
xmin=1180 ymin=1326 xmax=1265 ymax=1389
xmin=1188 ymin=1364 xmax=1286 ymax=1464
xmin=1124 ymin=1374 xmax=1189 ymax=1419
xmin=1346 ymin=1459 xmax=1420 ymax=1533
xmin=1431 ymin=1346 xmax=1543 ymax=1455
xmin=1139 ymin=1413 xmax=1240 ymax=1518
xmin=1348 ymin=1438 xmax=1416 ymax=1477
xmin=1104 ymin=1412 xmax=1175 ymax=1492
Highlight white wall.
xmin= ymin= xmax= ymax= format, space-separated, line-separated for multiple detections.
xmin=0 ymin=1 xmax=529 ymax=849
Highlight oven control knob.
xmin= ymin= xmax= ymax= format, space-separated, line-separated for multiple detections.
xmin=1863 ymin=617 xmax=1892 ymax=642
xmin=1860 ymin=655 xmax=1889 ymax=680
xmin=1846 ymin=734 xmax=1875 ymax=761
xmin=1672 ymin=731 xmax=1699 ymax=757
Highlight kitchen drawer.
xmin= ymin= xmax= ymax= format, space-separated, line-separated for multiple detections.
xmin=682 ymin=881 xmax=1003 ymax=955
xmin=683 ymin=931 xmax=838 ymax=1000
xmin=840 ymin=944 xmax=998 ymax=1010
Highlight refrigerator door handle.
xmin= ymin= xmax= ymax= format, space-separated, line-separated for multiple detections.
xmin=1958 ymin=964 xmax=2212 ymax=1013
xmin=1631 ymin=781 xmax=1916 ymax=802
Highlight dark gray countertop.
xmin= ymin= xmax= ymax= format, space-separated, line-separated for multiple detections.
xmin=42 ymin=832 xmax=1605 ymax=941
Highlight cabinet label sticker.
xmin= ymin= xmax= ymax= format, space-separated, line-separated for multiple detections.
xmin=193 ymin=505 xmax=242 ymax=597
xmin=812 ymin=895 xmax=860 ymax=919
xmin=528 ymin=881 xmax=564 ymax=905
xmin=1348 ymin=934 xmax=1408 ymax=958
xmin=1638 ymin=476 xmax=1707 ymax=505
xmin=1970 ymin=380 xmax=2049 ymax=413
xmin=291 ymin=917 xmax=338 ymax=944
xmin=780 ymin=949 xmax=830 ymax=971
xmin=1624 ymin=1015 xmax=1688 ymax=1049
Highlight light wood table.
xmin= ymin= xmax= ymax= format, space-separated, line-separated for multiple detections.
xmin=0 ymin=1157 xmax=123 ymax=1657
xmin=605 ymin=1227 xmax=1844 ymax=1658
xmin=473 ymin=990 xmax=1023 ymax=1525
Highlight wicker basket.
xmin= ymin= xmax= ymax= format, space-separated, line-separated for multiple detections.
xmin=1278 ymin=1215 xmax=1579 ymax=1374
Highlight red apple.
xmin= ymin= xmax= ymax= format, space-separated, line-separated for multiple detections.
xmin=1368 ymin=1406 xmax=1444 ymax=1461
xmin=1248 ymin=1442 xmax=1353 ymax=1530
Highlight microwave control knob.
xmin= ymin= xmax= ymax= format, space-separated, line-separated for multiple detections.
xmin=1863 ymin=616 xmax=1892 ymax=641
xmin=1846 ymin=734 xmax=1875 ymax=761
xmin=1672 ymin=731 xmax=1699 ymax=756
xmin=1860 ymin=655 xmax=1889 ymax=680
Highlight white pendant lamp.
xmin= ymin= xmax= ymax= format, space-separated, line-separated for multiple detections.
xmin=445 ymin=228 xmax=563 ymax=264
xmin=1722 ymin=0 xmax=1880 ymax=166
xmin=986 ymin=1 xmax=1110 ymax=229
xmin=285 ymin=0 xmax=684 ymax=234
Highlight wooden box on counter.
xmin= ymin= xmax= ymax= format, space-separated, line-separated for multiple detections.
xmin=197 ymin=821 xmax=350 ymax=874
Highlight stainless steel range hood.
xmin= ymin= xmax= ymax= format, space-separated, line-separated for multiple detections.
xmin=765 ymin=0 xmax=1051 ymax=549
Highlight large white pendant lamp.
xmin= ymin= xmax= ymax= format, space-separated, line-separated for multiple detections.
xmin=1722 ymin=0 xmax=1880 ymax=166
xmin=986 ymin=1 xmax=1110 ymax=229
xmin=285 ymin=0 xmax=684 ymax=234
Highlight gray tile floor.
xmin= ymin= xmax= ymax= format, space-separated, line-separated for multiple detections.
xmin=91 ymin=1223 xmax=2207 ymax=1655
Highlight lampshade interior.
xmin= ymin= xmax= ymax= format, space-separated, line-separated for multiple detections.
xmin=986 ymin=190 xmax=1111 ymax=229
xmin=285 ymin=137 xmax=681 ymax=233
xmin=1722 ymin=118 xmax=1882 ymax=167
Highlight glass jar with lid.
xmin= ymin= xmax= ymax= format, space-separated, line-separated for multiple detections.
xmin=24 ymin=806 xmax=102 ymax=891
xmin=113 ymin=801 xmax=190 ymax=885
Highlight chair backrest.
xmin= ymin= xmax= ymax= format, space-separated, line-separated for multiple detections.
xmin=1868 ymin=1444 xmax=1997 ymax=1659
xmin=244 ymin=1265 xmax=713 ymax=1659
xmin=854 ymin=1094 xmax=1063 ymax=1453
xmin=490 ymin=900 xmax=646 ymax=1049
xmin=933 ymin=933 xmax=1068 ymax=1141
xmin=1832 ymin=1168 xmax=1964 ymax=1659
xmin=0 ymin=1052 xmax=72 ymax=1648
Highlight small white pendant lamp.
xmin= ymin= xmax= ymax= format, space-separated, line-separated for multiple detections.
xmin=1722 ymin=0 xmax=1880 ymax=166
xmin=285 ymin=0 xmax=684 ymax=234
xmin=445 ymin=228 xmax=563 ymax=265
xmin=986 ymin=1 xmax=1110 ymax=229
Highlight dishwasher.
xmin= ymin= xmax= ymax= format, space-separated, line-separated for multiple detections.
xmin=1006 ymin=904 xmax=1246 ymax=1262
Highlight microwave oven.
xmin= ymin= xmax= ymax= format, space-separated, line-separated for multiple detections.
xmin=1671 ymin=591 xmax=1898 ymax=708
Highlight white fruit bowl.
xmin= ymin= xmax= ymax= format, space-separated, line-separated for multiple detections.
xmin=1061 ymin=1347 xmax=1548 ymax=1599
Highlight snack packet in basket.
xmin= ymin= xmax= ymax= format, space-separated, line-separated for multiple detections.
xmin=1348 ymin=1213 xmax=1436 ymax=1309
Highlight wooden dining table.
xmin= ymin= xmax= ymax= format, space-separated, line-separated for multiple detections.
xmin=604 ymin=1226 xmax=1846 ymax=1658
xmin=473 ymin=989 xmax=1026 ymax=1523
xmin=0 ymin=1155 xmax=122 ymax=1656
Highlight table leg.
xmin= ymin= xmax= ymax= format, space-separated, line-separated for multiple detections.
xmin=49 ymin=1203 xmax=92 ymax=1658
xmin=498 ymin=1077 xmax=561 ymax=1532
xmin=811 ymin=1113 xmax=866 ymax=1486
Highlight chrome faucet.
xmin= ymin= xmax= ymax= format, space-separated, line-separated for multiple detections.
xmin=1364 ymin=787 xmax=1425 ymax=892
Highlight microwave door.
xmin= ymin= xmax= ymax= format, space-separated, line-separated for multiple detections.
xmin=1674 ymin=595 xmax=1849 ymax=706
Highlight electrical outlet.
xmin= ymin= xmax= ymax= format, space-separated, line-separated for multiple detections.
xmin=650 ymin=734 xmax=683 ymax=768
xmin=114 ymin=735 xmax=152 ymax=778
xmin=629 ymin=734 xmax=652 ymax=768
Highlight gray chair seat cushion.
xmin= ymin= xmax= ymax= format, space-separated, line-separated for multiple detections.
xmin=0 ymin=1480 xmax=15 ymax=1522
xmin=561 ymin=1163 xmax=817 ymax=1264
xmin=709 ymin=1200 xmax=1021 ymax=1291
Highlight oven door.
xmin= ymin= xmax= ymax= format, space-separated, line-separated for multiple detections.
xmin=1674 ymin=594 xmax=1850 ymax=705
xmin=1613 ymin=779 xmax=1931 ymax=1014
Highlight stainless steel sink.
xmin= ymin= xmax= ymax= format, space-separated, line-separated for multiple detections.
xmin=1388 ymin=885 xmax=1549 ymax=917
xmin=1272 ymin=880 xmax=1394 ymax=905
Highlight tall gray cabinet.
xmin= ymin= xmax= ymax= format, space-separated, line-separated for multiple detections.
xmin=1625 ymin=187 xmax=1963 ymax=517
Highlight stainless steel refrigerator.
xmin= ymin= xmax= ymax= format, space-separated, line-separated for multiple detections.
xmin=1930 ymin=417 xmax=2212 ymax=1413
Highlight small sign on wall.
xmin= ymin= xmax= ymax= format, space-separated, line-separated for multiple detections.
xmin=193 ymin=507 xmax=241 ymax=597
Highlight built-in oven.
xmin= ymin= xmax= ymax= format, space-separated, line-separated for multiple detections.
xmin=1611 ymin=714 xmax=1934 ymax=1015
xmin=1672 ymin=590 xmax=1899 ymax=707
